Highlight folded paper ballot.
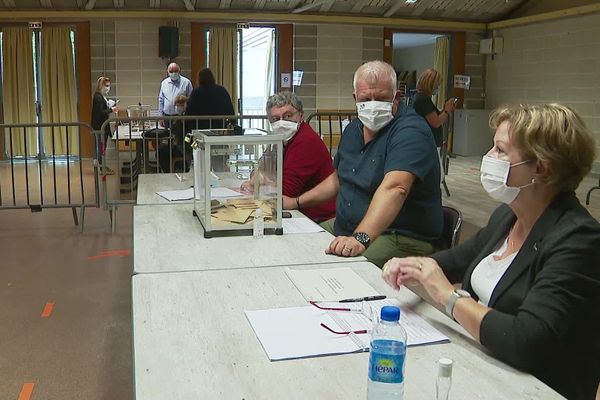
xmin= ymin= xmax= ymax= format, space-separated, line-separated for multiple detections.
xmin=245 ymin=298 xmax=449 ymax=361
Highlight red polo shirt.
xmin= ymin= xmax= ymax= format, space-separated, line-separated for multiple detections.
xmin=283 ymin=122 xmax=336 ymax=222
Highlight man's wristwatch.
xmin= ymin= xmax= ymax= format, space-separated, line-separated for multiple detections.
xmin=445 ymin=289 xmax=471 ymax=318
xmin=353 ymin=232 xmax=371 ymax=248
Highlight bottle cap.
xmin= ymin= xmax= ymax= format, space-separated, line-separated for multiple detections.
xmin=380 ymin=306 xmax=400 ymax=322
xmin=438 ymin=358 xmax=453 ymax=378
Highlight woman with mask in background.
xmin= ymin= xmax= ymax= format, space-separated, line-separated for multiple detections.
xmin=240 ymin=91 xmax=336 ymax=222
xmin=412 ymin=68 xmax=456 ymax=148
xmin=382 ymin=103 xmax=600 ymax=400
xmin=91 ymin=76 xmax=118 ymax=175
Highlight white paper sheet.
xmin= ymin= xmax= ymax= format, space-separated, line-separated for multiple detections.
xmin=245 ymin=298 xmax=449 ymax=361
xmin=285 ymin=267 xmax=380 ymax=302
xmin=210 ymin=187 xmax=245 ymax=198
xmin=155 ymin=187 xmax=194 ymax=201
xmin=282 ymin=218 xmax=326 ymax=234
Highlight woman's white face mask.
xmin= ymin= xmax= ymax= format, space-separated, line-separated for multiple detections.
xmin=356 ymin=101 xmax=393 ymax=132
xmin=271 ymin=119 xmax=299 ymax=143
xmin=480 ymin=155 xmax=535 ymax=204
xmin=103 ymin=86 xmax=110 ymax=96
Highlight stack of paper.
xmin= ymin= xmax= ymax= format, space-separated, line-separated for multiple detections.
xmin=285 ymin=267 xmax=380 ymax=302
xmin=282 ymin=218 xmax=326 ymax=235
xmin=155 ymin=187 xmax=194 ymax=201
xmin=245 ymin=298 xmax=449 ymax=361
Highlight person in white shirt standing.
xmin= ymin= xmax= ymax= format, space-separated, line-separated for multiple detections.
xmin=158 ymin=62 xmax=192 ymax=116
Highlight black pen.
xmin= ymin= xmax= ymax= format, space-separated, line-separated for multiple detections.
xmin=339 ymin=295 xmax=386 ymax=303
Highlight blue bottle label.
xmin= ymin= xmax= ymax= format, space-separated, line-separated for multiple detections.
xmin=368 ymin=340 xmax=405 ymax=384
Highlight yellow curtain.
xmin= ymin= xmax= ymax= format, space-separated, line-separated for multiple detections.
xmin=433 ymin=36 xmax=450 ymax=110
xmin=208 ymin=27 xmax=238 ymax=114
xmin=1 ymin=27 xmax=37 ymax=157
xmin=41 ymin=26 xmax=78 ymax=155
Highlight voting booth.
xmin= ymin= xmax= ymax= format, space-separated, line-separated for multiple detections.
xmin=190 ymin=129 xmax=284 ymax=238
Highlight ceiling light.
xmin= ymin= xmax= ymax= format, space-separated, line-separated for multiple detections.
xmin=405 ymin=0 xmax=418 ymax=3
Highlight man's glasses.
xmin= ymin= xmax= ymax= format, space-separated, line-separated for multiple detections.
xmin=310 ymin=300 xmax=378 ymax=335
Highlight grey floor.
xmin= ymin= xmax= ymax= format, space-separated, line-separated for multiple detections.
xmin=1 ymin=156 xmax=599 ymax=400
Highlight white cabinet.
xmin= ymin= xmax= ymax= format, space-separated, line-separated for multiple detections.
xmin=452 ymin=109 xmax=493 ymax=156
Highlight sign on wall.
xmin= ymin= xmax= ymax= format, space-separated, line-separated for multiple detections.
xmin=453 ymin=74 xmax=471 ymax=90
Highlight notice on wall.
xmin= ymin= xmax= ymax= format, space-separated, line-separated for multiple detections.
xmin=453 ymin=74 xmax=471 ymax=90
xmin=281 ymin=73 xmax=292 ymax=88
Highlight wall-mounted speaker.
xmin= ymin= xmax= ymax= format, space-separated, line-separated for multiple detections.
xmin=159 ymin=26 xmax=179 ymax=59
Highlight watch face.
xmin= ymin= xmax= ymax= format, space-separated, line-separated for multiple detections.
xmin=354 ymin=232 xmax=370 ymax=245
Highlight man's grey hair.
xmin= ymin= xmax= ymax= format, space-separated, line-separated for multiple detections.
xmin=353 ymin=60 xmax=397 ymax=94
xmin=266 ymin=91 xmax=304 ymax=113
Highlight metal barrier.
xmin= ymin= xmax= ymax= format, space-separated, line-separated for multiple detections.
xmin=305 ymin=111 xmax=358 ymax=156
xmin=98 ymin=114 xmax=270 ymax=232
xmin=0 ymin=122 xmax=100 ymax=231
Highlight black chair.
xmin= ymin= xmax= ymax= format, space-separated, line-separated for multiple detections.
xmin=438 ymin=206 xmax=463 ymax=250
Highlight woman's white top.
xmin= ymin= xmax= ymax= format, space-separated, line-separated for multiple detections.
xmin=470 ymin=236 xmax=518 ymax=306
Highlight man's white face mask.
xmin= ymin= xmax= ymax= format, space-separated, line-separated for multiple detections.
xmin=356 ymin=101 xmax=393 ymax=132
xmin=271 ymin=119 xmax=299 ymax=143
xmin=169 ymin=72 xmax=180 ymax=81
xmin=480 ymin=155 xmax=535 ymax=204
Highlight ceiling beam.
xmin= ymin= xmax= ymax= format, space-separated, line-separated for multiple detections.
xmin=182 ymin=0 xmax=194 ymax=10
xmin=351 ymin=0 xmax=369 ymax=13
xmin=254 ymin=0 xmax=266 ymax=9
xmin=292 ymin=0 xmax=325 ymax=14
xmin=383 ymin=0 xmax=404 ymax=17
xmin=3 ymin=0 xmax=16 ymax=6
xmin=219 ymin=0 xmax=231 ymax=8
xmin=411 ymin=0 xmax=436 ymax=17
xmin=320 ymin=0 xmax=334 ymax=12
xmin=84 ymin=0 xmax=96 ymax=10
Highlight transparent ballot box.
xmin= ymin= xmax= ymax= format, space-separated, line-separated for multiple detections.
xmin=191 ymin=129 xmax=284 ymax=238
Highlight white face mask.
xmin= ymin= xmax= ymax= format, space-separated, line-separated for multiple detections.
xmin=169 ymin=72 xmax=180 ymax=81
xmin=271 ymin=119 xmax=299 ymax=143
xmin=480 ymin=155 xmax=534 ymax=204
xmin=103 ymin=86 xmax=110 ymax=95
xmin=356 ymin=101 xmax=393 ymax=132
xmin=175 ymin=105 xmax=184 ymax=115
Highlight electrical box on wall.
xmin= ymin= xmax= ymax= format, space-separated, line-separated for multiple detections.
xmin=479 ymin=37 xmax=504 ymax=55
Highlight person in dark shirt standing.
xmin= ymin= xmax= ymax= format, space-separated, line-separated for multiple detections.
xmin=412 ymin=68 xmax=456 ymax=148
xmin=186 ymin=68 xmax=235 ymax=130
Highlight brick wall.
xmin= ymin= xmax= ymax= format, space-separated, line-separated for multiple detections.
xmin=485 ymin=13 xmax=600 ymax=164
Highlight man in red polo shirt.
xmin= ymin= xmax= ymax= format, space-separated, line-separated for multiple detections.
xmin=241 ymin=92 xmax=336 ymax=222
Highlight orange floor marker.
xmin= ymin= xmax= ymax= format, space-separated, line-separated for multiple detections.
xmin=41 ymin=302 xmax=54 ymax=318
xmin=18 ymin=383 xmax=35 ymax=400
xmin=87 ymin=249 xmax=131 ymax=261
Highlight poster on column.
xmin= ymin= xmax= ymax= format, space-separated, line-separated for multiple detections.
xmin=281 ymin=73 xmax=291 ymax=88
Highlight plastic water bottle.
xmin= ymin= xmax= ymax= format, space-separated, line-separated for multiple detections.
xmin=367 ymin=306 xmax=407 ymax=400
xmin=253 ymin=208 xmax=264 ymax=239
xmin=436 ymin=358 xmax=453 ymax=400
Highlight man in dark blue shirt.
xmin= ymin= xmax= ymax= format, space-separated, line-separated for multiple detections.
xmin=283 ymin=61 xmax=442 ymax=267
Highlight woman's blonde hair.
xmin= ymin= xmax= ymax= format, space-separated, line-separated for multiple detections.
xmin=416 ymin=68 xmax=440 ymax=96
xmin=489 ymin=103 xmax=596 ymax=191
xmin=96 ymin=76 xmax=111 ymax=93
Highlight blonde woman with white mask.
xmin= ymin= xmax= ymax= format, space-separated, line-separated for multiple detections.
xmin=382 ymin=104 xmax=600 ymax=400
